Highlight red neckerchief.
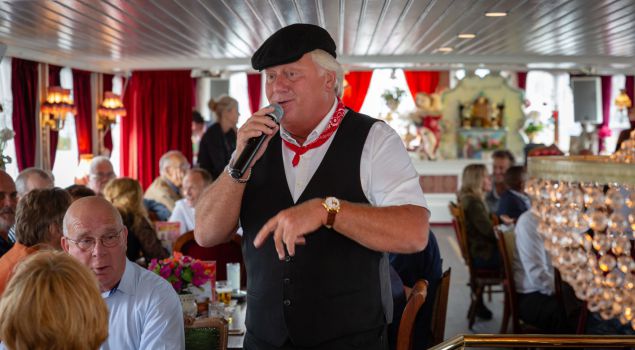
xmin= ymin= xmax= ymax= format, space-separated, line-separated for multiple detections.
xmin=282 ymin=99 xmax=346 ymax=167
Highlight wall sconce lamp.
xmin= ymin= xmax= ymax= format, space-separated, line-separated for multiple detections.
xmin=40 ymin=86 xmax=76 ymax=131
xmin=97 ymin=92 xmax=126 ymax=130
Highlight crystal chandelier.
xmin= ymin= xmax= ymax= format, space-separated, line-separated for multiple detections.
xmin=97 ymin=92 xmax=126 ymax=130
xmin=526 ymin=130 xmax=635 ymax=330
xmin=40 ymin=86 xmax=76 ymax=131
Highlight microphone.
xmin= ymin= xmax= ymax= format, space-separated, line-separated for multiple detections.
xmin=229 ymin=104 xmax=284 ymax=179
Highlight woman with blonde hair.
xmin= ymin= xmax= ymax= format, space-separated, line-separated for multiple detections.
xmin=198 ymin=95 xmax=240 ymax=179
xmin=458 ymin=163 xmax=501 ymax=320
xmin=103 ymin=178 xmax=168 ymax=263
xmin=0 ymin=251 xmax=108 ymax=350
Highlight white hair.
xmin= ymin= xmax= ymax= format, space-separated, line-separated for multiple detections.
xmin=15 ymin=167 xmax=53 ymax=196
xmin=159 ymin=150 xmax=187 ymax=174
xmin=89 ymin=156 xmax=113 ymax=175
xmin=310 ymin=49 xmax=344 ymax=97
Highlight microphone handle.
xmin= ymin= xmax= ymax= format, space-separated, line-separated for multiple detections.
xmin=229 ymin=113 xmax=279 ymax=179
xmin=230 ymin=133 xmax=267 ymax=179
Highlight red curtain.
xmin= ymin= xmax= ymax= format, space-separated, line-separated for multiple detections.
xmin=121 ymin=70 xmax=193 ymax=189
xmin=598 ymin=75 xmax=612 ymax=152
xmin=247 ymin=73 xmax=262 ymax=114
xmin=48 ymin=65 xmax=62 ymax=168
xmin=403 ymin=71 xmax=440 ymax=99
xmin=102 ymin=73 xmax=114 ymax=154
xmin=72 ymin=69 xmax=93 ymax=157
xmin=342 ymin=71 xmax=373 ymax=112
xmin=11 ymin=58 xmax=38 ymax=171
xmin=517 ymin=72 xmax=528 ymax=90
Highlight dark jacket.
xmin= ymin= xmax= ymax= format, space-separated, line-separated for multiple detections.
xmin=197 ymin=123 xmax=236 ymax=179
xmin=460 ymin=193 xmax=497 ymax=261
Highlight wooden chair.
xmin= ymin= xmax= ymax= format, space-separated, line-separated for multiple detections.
xmin=495 ymin=228 xmax=543 ymax=334
xmin=185 ymin=317 xmax=228 ymax=350
xmin=430 ymin=268 xmax=451 ymax=347
xmin=174 ymin=231 xmax=245 ymax=284
xmin=448 ymin=201 xmax=504 ymax=329
xmin=396 ymin=279 xmax=428 ymax=350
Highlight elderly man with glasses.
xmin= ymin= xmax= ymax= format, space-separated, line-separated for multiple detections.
xmin=144 ymin=150 xmax=190 ymax=214
xmin=62 ymin=196 xmax=184 ymax=350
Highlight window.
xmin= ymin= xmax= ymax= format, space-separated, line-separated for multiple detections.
xmin=51 ymin=67 xmax=79 ymax=187
xmin=0 ymin=58 xmax=18 ymax=178
xmin=359 ymin=68 xmax=415 ymax=139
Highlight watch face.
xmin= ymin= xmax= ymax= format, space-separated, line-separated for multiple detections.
xmin=325 ymin=197 xmax=340 ymax=209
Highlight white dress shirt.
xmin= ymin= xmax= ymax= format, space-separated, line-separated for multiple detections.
xmin=280 ymin=98 xmax=429 ymax=209
xmin=101 ymin=259 xmax=185 ymax=350
xmin=170 ymin=199 xmax=195 ymax=234
xmin=513 ymin=211 xmax=555 ymax=295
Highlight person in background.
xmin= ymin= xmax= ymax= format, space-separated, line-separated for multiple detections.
xmin=485 ymin=149 xmax=515 ymax=213
xmin=195 ymin=23 xmax=429 ymax=349
xmin=62 ymin=196 xmax=184 ymax=350
xmin=388 ymin=230 xmax=443 ymax=350
xmin=103 ymin=178 xmax=168 ymax=263
xmin=496 ymin=165 xmax=530 ymax=223
xmin=513 ymin=209 xmax=576 ymax=333
xmin=459 ymin=163 xmax=500 ymax=320
xmin=65 ymin=184 xmax=96 ymax=201
xmin=15 ymin=167 xmax=54 ymax=200
xmin=85 ymin=156 xmax=171 ymax=220
xmin=197 ymin=95 xmax=239 ymax=179
xmin=87 ymin=156 xmax=116 ymax=196
xmin=8 ymin=167 xmax=55 ymax=243
xmin=0 ymin=251 xmax=109 ymax=350
xmin=144 ymin=150 xmax=190 ymax=213
xmin=0 ymin=170 xmax=17 ymax=257
xmin=192 ymin=110 xmax=207 ymax=164
xmin=0 ymin=188 xmax=72 ymax=295
xmin=169 ymin=168 xmax=212 ymax=234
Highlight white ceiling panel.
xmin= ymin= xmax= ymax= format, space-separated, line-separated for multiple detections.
xmin=0 ymin=0 xmax=633 ymax=73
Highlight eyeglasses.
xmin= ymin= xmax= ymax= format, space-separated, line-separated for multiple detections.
xmin=90 ymin=171 xmax=116 ymax=180
xmin=65 ymin=229 xmax=123 ymax=252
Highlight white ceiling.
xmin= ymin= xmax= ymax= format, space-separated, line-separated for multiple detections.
xmin=1 ymin=0 xmax=635 ymax=74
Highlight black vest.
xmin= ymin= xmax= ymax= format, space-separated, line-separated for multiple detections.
xmin=240 ymin=110 xmax=385 ymax=347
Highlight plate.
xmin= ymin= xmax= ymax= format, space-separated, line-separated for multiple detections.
xmin=231 ymin=290 xmax=247 ymax=300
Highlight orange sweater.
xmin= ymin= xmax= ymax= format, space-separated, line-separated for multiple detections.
xmin=0 ymin=242 xmax=37 ymax=296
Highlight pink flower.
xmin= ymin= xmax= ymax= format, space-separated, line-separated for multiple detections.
xmin=159 ymin=265 xmax=172 ymax=279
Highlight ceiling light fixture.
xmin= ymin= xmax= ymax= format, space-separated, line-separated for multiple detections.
xmin=485 ymin=11 xmax=507 ymax=17
xmin=458 ymin=33 xmax=476 ymax=39
xmin=438 ymin=47 xmax=454 ymax=53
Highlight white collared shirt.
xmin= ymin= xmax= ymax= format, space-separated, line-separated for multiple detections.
xmin=280 ymin=98 xmax=428 ymax=209
xmin=170 ymin=199 xmax=195 ymax=234
xmin=100 ymin=259 xmax=185 ymax=350
xmin=513 ymin=211 xmax=555 ymax=295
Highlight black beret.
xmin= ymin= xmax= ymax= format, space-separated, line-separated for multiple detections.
xmin=251 ymin=23 xmax=336 ymax=71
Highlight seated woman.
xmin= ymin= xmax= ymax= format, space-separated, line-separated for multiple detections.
xmin=104 ymin=178 xmax=168 ymax=263
xmin=0 ymin=251 xmax=108 ymax=350
xmin=496 ymin=165 xmax=530 ymax=223
xmin=459 ymin=163 xmax=501 ymax=319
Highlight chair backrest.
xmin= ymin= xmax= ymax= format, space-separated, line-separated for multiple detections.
xmin=185 ymin=317 xmax=228 ymax=350
xmin=430 ymin=268 xmax=451 ymax=347
xmin=448 ymin=201 xmax=470 ymax=266
xmin=396 ymin=279 xmax=428 ymax=350
xmin=173 ymin=231 xmax=244 ymax=282
xmin=495 ymin=228 xmax=521 ymax=333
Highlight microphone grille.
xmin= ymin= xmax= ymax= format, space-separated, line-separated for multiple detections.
xmin=267 ymin=104 xmax=284 ymax=123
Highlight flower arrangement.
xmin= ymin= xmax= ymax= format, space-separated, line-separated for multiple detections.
xmin=381 ymin=87 xmax=406 ymax=105
xmin=148 ymin=252 xmax=213 ymax=294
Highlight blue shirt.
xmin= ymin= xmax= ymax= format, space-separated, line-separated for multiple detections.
xmin=100 ymin=259 xmax=185 ymax=350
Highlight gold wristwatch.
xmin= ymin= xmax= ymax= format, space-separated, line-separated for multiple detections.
xmin=322 ymin=197 xmax=340 ymax=229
